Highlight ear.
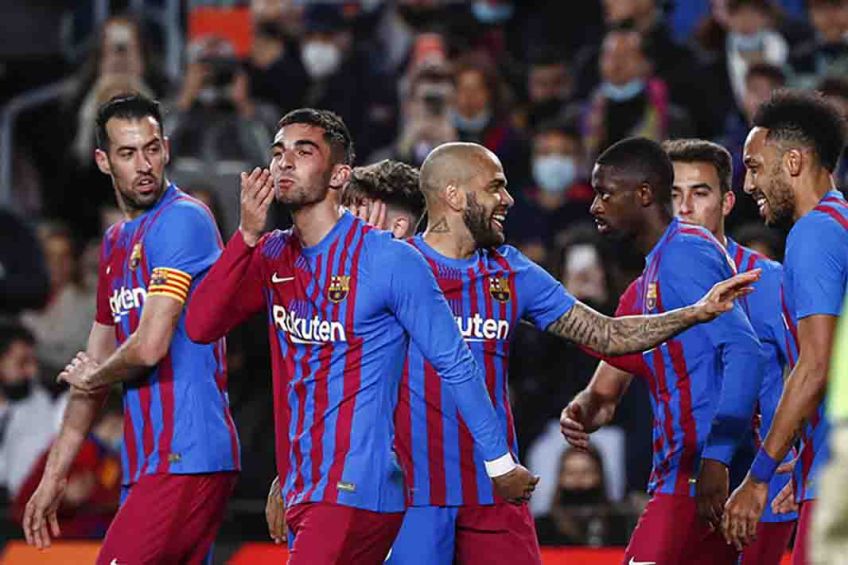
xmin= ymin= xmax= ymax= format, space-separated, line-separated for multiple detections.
xmin=390 ymin=216 xmax=412 ymax=239
xmin=722 ymin=190 xmax=736 ymax=218
xmin=162 ymin=136 xmax=171 ymax=167
xmin=94 ymin=148 xmax=112 ymax=176
xmin=328 ymin=164 xmax=352 ymax=191
xmin=444 ymin=183 xmax=466 ymax=212
xmin=784 ymin=148 xmax=803 ymax=177
xmin=636 ymin=182 xmax=654 ymax=207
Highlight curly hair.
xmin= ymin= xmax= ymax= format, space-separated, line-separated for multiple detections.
xmin=343 ymin=159 xmax=425 ymax=221
xmin=753 ymin=89 xmax=847 ymax=172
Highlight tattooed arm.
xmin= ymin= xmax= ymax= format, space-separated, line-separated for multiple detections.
xmin=546 ymin=268 xmax=760 ymax=355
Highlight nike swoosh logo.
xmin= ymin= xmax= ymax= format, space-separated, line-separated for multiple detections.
xmin=272 ymin=273 xmax=295 ymax=284
xmin=110 ymin=559 xmax=121 ymax=565
xmin=629 ymin=558 xmax=656 ymax=565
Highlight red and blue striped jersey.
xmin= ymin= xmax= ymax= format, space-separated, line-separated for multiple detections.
xmin=394 ymin=237 xmax=575 ymax=507
xmin=618 ymin=219 xmax=762 ymax=496
xmin=95 ymin=184 xmax=240 ymax=486
xmin=187 ymin=212 xmax=508 ymax=513
xmin=725 ymin=238 xmax=796 ymax=523
xmin=782 ymin=190 xmax=848 ymax=502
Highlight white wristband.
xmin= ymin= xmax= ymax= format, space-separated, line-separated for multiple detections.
xmin=484 ymin=453 xmax=517 ymax=478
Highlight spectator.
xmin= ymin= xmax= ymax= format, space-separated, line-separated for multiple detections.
xmin=523 ymin=52 xmax=573 ymax=131
xmin=21 ymin=223 xmax=95 ymax=380
xmin=0 ymin=322 xmax=57 ymax=501
xmin=505 ymin=121 xmax=594 ymax=267
xmin=789 ymin=0 xmax=848 ymax=88
xmin=569 ymin=27 xmax=694 ymax=163
xmin=558 ymin=231 xmax=614 ymax=315
xmin=12 ymin=392 xmax=122 ymax=539
xmin=535 ymin=446 xmax=628 ymax=546
xmin=452 ymin=55 xmax=530 ymax=184
xmin=0 ymin=209 xmax=50 ymax=317
xmin=299 ymin=4 xmax=398 ymax=161
xmin=819 ymin=76 xmax=848 ymax=188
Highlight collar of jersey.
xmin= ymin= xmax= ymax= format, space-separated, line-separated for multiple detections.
xmin=300 ymin=210 xmax=354 ymax=257
xmin=645 ymin=217 xmax=680 ymax=265
xmin=122 ymin=182 xmax=177 ymax=227
xmin=411 ymin=235 xmax=481 ymax=270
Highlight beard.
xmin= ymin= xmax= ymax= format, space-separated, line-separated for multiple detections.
xmin=277 ymin=170 xmax=332 ymax=211
xmin=762 ymin=164 xmax=796 ymax=224
xmin=115 ymin=175 xmax=166 ymax=212
xmin=463 ymin=191 xmax=504 ymax=249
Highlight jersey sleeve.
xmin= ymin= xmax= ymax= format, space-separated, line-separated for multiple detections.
xmin=145 ymin=201 xmax=222 ymax=305
xmin=785 ymin=216 xmax=848 ymax=319
xmin=95 ymin=236 xmax=114 ymax=325
xmin=752 ymin=260 xmax=790 ymax=367
xmin=511 ymin=248 xmax=576 ymax=330
xmin=661 ymin=239 xmax=762 ymax=465
xmin=377 ymin=238 xmax=509 ymax=462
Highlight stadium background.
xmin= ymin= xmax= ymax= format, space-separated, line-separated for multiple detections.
xmin=0 ymin=0 xmax=846 ymax=562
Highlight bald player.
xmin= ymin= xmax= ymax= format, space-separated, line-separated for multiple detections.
xmin=387 ymin=141 xmax=761 ymax=564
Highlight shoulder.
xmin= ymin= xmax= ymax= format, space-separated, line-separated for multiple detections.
xmin=796 ymin=207 xmax=848 ymax=240
xmin=157 ymin=194 xmax=215 ymax=226
xmin=258 ymin=229 xmax=293 ymax=259
xmin=666 ymin=225 xmax=730 ymax=266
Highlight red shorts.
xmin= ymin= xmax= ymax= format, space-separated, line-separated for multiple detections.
xmin=740 ymin=521 xmax=795 ymax=564
xmin=285 ymin=502 xmax=404 ymax=565
xmin=624 ymin=493 xmax=739 ymax=565
xmin=96 ymin=472 xmax=237 ymax=565
xmin=792 ymin=500 xmax=815 ymax=565
xmin=454 ymin=503 xmax=541 ymax=565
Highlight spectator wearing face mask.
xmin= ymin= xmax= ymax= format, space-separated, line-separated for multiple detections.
xmin=299 ymin=4 xmax=398 ymax=161
xmin=522 ymin=51 xmax=573 ymax=131
xmin=535 ymin=446 xmax=628 ymax=546
xmin=505 ymin=121 xmax=593 ymax=268
xmin=567 ymin=27 xmax=694 ymax=163
xmin=0 ymin=322 xmax=58 ymax=502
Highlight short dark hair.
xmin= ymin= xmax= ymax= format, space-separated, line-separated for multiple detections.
xmin=278 ymin=108 xmax=355 ymax=165
xmin=534 ymin=118 xmax=582 ymax=145
xmin=662 ymin=138 xmax=733 ymax=194
xmin=96 ymin=93 xmax=163 ymax=151
xmin=343 ymin=160 xmax=425 ymax=221
xmin=818 ymin=76 xmax=848 ymax=101
xmin=0 ymin=321 xmax=35 ymax=358
xmin=745 ymin=62 xmax=787 ymax=88
xmin=596 ymin=137 xmax=674 ymax=204
xmin=753 ymin=89 xmax=848 ymax=172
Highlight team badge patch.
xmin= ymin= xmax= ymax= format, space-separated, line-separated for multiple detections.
xmin=646 ymin=282 xmax=658 ymax=310
xmin=150 ymin=270 xmax=168 ymax=286
xmin=489 ymin=275 xmax=511 ymax=302
xmin=130 ymin=242 xmax=143 ymax=270
xmin=328 ymin=275 xmax=350 ymax=303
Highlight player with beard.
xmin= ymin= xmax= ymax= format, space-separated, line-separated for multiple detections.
xmin=560 ymin=137 xmax=763 ymax=564
xmin=22 ymin=94 xmax=240 ymax=563
xmin=185 ymin=109 xmax=540 ymax=564
xmin=386 ymin=142 xmax=761 ymax=565
xmin=722 ymin=90 xmax=848 ymax=564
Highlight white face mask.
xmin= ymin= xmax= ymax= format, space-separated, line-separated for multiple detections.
xmin=301 ymin=40 xmax=342 ymax=79
xmin=533 ymin=155 xmax=577 ymax=194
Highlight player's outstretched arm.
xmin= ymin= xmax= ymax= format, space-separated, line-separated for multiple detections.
xmin=723 ymin=314 xmax=836 ymax=550
xmin=23 ymin=322 xmax=115 ymax=549
xmin=545 ymin=269 xmax=760 ymax=356
xmin=561 ymin=361 xmax=633 ymax=450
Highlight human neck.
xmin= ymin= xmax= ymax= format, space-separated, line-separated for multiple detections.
xmin=423 ymin=213 xmax=478 ymax=260
xmin=635 ymin=206 xmax=673 ymax=255
xmin=292 ymin=198 xmax=344 ymax=248
xmin=793 ymin=170 xmax=838 ymax=221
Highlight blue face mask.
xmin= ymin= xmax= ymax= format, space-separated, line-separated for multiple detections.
xmin=600 ymin=79 xmax=645 ymax=102
xmin=472 ymin=1 xmax=514 ymax=25
xmin=451 ymin=108 xmax=492 ymax=133
xmin=729 ymin=31 xmax=766 ymax=53
xmin=533 ymin=155 xmax=578 ymax=194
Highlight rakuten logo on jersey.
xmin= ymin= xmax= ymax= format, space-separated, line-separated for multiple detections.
xmin=109 ymin=286 xmax=146 ymax=323
xmin=456 ymin=313 xmax=509 ymax=342
xmin=273 ymin=305 xmax=346 ymax=344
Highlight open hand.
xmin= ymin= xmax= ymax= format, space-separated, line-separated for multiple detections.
xmin=265 ymin=475 xmax=287 ymax=545
xmin=694 ymin=269 xmax=761 ymax=322
xmin=23 ymin=476 xmax=68 ymax=549
xmin=239 ymin=167 xmax=274 ymax=247
xmin=722 ymin=476 xmax=769 ymax=550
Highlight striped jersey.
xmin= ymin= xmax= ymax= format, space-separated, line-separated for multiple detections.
xmin=610 ymin=219 xmax=761 ymax=496
xmin=95 ymin=184 xmax=240 ymax=485
xmin=782 ymin=190 xmax=848 ymax=501
xmin=186 ymin=212 xmax=507 ymax=513
xmin=725 ymin=238 xmax=795 ymax=523
xmin=394 ymin=237 xmax=575 ymax=507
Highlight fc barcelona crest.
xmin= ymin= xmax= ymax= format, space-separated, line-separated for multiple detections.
xmin=328 ymin=275 xmax=350 ymax=303
xmin=130 ymin=243 xmax=143 ymax=270
xmin=489 ymin=276 xmax=511 ymax=303
xmin=646 ymin=282 xmax=658 ymax=310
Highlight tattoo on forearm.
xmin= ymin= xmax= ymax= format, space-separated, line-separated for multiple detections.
xmin=430 ymin=217 xmax=450 ymax=233
xmin=547 ymin=302 xmax=697 ymax=355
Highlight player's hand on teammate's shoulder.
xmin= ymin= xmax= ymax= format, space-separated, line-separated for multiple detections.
xmin=492 ymin=464 xmax=540 ymax=505
xmin=22 ymin=475 xmax=68 ymax=549
xmin=56 ymin=352 xmax=102 ymax=394
xmin=694 ymin=268 xmax=762 ymax=322
xmin=265 ymin=475 xmax=287 ymax=544
xmin=239 ymin=167 xmax=274 ymax=247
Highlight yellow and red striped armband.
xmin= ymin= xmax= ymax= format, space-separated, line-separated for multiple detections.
xmin=148 ymin=267 xmax=192 ymax=304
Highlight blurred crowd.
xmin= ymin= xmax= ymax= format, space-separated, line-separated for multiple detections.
xmin=1 ymin=0 xmax=847 ymax=546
